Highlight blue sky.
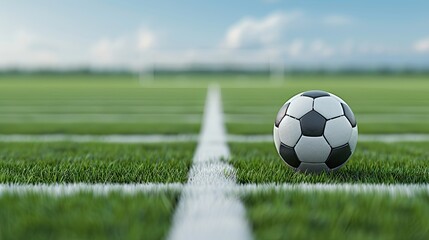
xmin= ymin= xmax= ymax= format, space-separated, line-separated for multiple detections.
xmin=1 ymin=0 xmax=429 ymax=69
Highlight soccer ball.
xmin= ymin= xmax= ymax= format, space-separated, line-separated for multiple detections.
xmin=273 ymin=90 xmax=358 ymax=173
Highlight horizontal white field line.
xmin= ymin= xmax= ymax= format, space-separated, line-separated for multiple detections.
xmin=0 ymin=100 xmax=203 ymax=105
xmin=2 ymin=183 xmax=429 ymax=196
xmin=359 ymin=134 xmax=429 ymax=142
xmin=225 ymin=114 xmax=429 ymax=124
xmin=1 ymin=134 xmax=429 ymax=143
xmin=0 ymin=106 xmax=202 ymax=112
xmin=0 ymin=134 xmax=199 ymax=143
xmin=0 ymin=183 xmax=183 ymax=196
xmin=237 ymin=183 xmax=429 ymax=196
xmin=228 ymin=134 xmax=429 ymax=143
xmin=225 ymin=106 xmax=429 ymax=114
xmin=0 ymin=114 xmax=201 ymax=123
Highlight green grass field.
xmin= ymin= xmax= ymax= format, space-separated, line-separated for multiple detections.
xmin=1 ymin=73 xmax=429 ymax=239
xmin=244 ymin=190 xmax=429 ymax=240
xmin=1 ymin=74 xmax=428 ymax=135
xmin=0 ymin=191 xmax=178 ymax=240
xmin=223 ymin=75 xmax=429 ymax=134
xmin=0 ymin=74 xmax=205 ymax=134
xmin=230 ymin=142 xmax=429 ymax=184
xmin=0 ymin=142 xmax=194 ymax=183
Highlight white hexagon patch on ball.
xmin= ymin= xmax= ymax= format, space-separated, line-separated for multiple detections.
xmin=273 ymin=90 xmax=358 ymax=173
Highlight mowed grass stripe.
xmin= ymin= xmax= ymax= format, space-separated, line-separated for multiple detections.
xmin=0 ymin=191 xmax=179 ymax=240
xmin=230 ymin=142 xmax=429 ymax=184
xmin=244 ymin=190 xmax=429 ymax=240
xmin=0 ymin=142 xmax=195 ymax=183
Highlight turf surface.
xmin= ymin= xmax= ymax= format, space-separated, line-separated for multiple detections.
xmin=244 ymin=190 xmax=429 ymax=240
xmin=230 ymin=142 xmax=429 ymax=184
xmin=2 ymin=73 xmax=429 ymax=134
xmin=0 ymin=142 xmax=194 ymax=183
xmin=0 ymin=74 xmax=205 ymax=134
xmin=1 ymin=73 xmax=429 ymax=239
xmin=222 ymin=75 xmax=429 ymax=134
xmin=0 ymin=191 xmax=178 ymax=240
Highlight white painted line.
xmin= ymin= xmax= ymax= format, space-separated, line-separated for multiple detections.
xmin=237 ymin=183 xmax=429 ymax=196
xmin=0 ymin=134 xmax=198 ymax=143
xmin=225 ymin=114 xmax=429 ymax=124
xmin=168 ymin=86 xmax=252 ymax=240
xmin=0 ymin=113 xmax=200 ymax=123
xmin=2 ymin=134 xmax=429 ymax=143
xmin=2 ymin=183 xmax=429 ymax=197
xmin=228 ymin=134 xmax=273 ymax=143
xmin=228 ymin=134 xmax=429 ymax=143
xmin=0 ymin=105 xmax=202 ymax=113
xmin=0 ymin=183 xmax=183 ymax=196
xmin=359 ymin=134 xmax=429 ymax=142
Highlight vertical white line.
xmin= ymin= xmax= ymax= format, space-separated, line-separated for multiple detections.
xmin=168 ymin=85 xmax=252 ymax=240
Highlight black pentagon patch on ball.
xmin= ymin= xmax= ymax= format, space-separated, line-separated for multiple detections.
xmin=279 ymin=143 xmax=300 ymax=168
xmin=300 ymin=110 xmax=326 ymax=136
xmin=326 ymin=144 xmax=352 ymax=169
xmin=341 ymin=103 xmax=357 ymax=127
xmin=301 ymin=90 xmax=330 ymax=99
xmin=275 ymin=103 xmax=290 ymax=127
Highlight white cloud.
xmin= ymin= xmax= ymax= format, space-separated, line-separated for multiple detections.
xmin=222 ymin=11 xmax=302 ymax=49
xmin=0 ymin=29 xmax=63 ymax=68
xmin=0 ymin=27 xmax=158 ymax=69
xmin=414 ymin=37 xmax=429 ymax=53
xmin=90 ymin=28 xmax=157 ymax=67
xmin=338 ymin=41 xmax=401 ymax=55
xmin=91 ymin=38 xmax=127 ymax=62
xmin=1 ymin=18 xmax=424 ymax=70
xmin=138 ymin=29 xmax=156 ymax=51
xmin=14 ymin=30 xmax=37 ymax=49
xmin=323 ymin=15 xmax=353 ymax=27
xmin=309 ymin=40 xmax=334 ymax=57
xmin=285 ymin=40 xmax=304 ymax=57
